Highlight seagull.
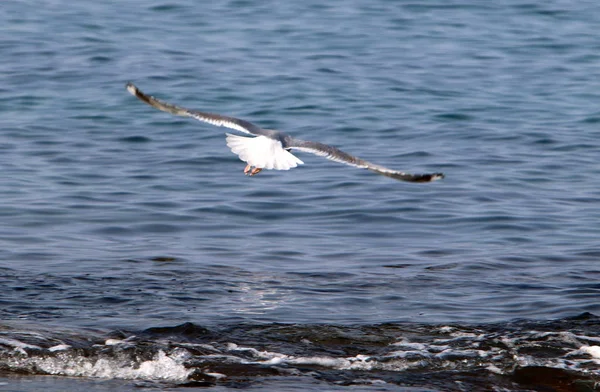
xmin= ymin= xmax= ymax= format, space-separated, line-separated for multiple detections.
xmin=126 ymin=83 xmax=444 ymax=183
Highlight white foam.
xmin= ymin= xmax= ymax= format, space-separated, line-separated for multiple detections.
xmin=15 ymin=349 xmax=192 ymax=382
xmin=225 ymin=343 xmax=411 ymax=372
xmin=486 ymin=364 xmax=505 ymax=374
xmin=204 ymin=372 xmax=227 ymax=379
xmin=48 ymin=344 xmax=71 ymax=352
xmin=532 ymin=331 xmax=582 ymax=346
xmin=391 ymin=340 xmax=428 ymax=350
xmin=388 ymin=350 xmax=431 ymax=359
xmin=434 ymin=348 xmax=488 ymax=359
xmin=226 ymin=342 xmax=263 ymax=357
xmin=0 ymin=337 xmax=42 ymax=351
xmin=579 ymin=345 xmax=600 ymax=359
xmin=289 ymin=356 xmax=351 ymax=368
xmin=352 ymin=378 xmax=387 ymax=385
xmin=449 ymin=331 xmax=483 ymax=339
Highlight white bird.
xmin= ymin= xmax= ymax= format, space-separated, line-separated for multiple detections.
xmin=126 ymin=83 xmax=444 ymax=183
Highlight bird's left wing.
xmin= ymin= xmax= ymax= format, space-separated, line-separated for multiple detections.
xmin=287 ymin=138 xmax=444 ymax=183
xmin=126 ymin=83 xmax=264 ymax=136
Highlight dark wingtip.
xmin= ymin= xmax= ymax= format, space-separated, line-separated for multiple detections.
xmin=413 ymin=172 xmax=445 ymax=182
xmin=378 ymin=171 xmax=445 ymax=183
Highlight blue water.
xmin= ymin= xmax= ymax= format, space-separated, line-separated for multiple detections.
xmin=2 ymin=0 xmax=600 ymax=390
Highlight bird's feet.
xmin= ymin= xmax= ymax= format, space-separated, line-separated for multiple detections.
xmin=244 ymin=165 xmax=262 ymax=176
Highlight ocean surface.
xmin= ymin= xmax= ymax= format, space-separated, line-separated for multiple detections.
xmin=2 ymin=0 xmax=600 ymax=390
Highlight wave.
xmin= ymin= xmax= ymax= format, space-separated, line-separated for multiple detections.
xmin=1 ymin=314 xmax=599 ymax=390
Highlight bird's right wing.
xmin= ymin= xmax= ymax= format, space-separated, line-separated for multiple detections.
xmin=287 ymin=138 xmax=444 ymax=183
xmin=126 ymin=83 xmax=265 ymax=136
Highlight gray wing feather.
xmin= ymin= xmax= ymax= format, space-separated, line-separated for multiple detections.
xmin=126 ymin=83 xmax=266 ymax=136
xmin=287 ymin=138 xmax=444 ymax=183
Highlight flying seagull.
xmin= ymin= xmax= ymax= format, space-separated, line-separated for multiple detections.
xmin=126 ymin=83 xmax=444 ymax=183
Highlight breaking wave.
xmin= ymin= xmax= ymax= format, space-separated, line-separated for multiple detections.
xmin=1 ymin=314 xmax=600 ymax=390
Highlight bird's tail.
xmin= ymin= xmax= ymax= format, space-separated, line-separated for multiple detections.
xmin=225 ymin=133 xmax=304 ymax=170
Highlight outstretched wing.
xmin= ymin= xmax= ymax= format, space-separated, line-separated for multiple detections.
xmin=287 ymin=138 xmax=444 ymax=183
xmin=126 ymin=83 xmax=265 ymax=136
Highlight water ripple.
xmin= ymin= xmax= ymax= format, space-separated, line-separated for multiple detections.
xmin=0 ymin=0 xmax=599 ymax=358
